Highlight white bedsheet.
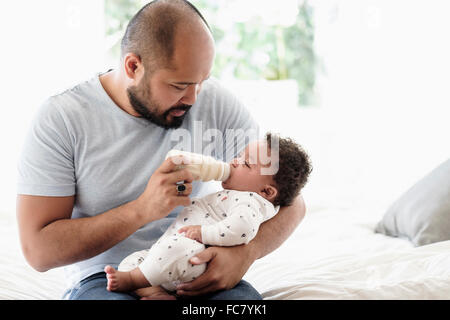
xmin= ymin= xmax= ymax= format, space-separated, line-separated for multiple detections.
xmin=0 ymin=215 xmax=66 ymax=300
xmin=244 ymin=206 xmax=450 ymax=299
xmin=2 ymin=205 xmax=450 ymax=300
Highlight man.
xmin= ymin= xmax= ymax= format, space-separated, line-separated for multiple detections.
xmin=16 ymin=0 xmax=305 ymax=300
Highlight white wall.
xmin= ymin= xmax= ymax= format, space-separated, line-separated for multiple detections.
xmin=1 ymin=0 xmax=449 ymax=214
xmin=228 ymin=0 xmax=450 ymax=211
xmin=308 ymin=0 xmax=449 ymax=210
xmin=307 ymin=0 xmax=450 ymax=208
xmin=314 ymin=0 xmax=450 ymax=110
xmin=0 ymin=0 xmax=106 ymax=213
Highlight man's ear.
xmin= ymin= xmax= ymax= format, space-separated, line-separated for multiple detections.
xmin=123 ymin=53 xmax=144 ymax=81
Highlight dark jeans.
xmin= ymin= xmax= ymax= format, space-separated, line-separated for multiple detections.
xmin=63 ymin=272 xmax=262 ymax=300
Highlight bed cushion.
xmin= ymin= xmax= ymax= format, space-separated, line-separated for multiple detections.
xmin=375 ymin=158 xmax=450 ymax=246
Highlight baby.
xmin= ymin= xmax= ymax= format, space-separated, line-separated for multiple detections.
xmin=104 ymin=132 xmax=312 ymax=298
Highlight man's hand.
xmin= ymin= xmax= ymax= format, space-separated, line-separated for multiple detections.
xmin=175 ymin=245 xmax=256 ymax=297
xmin=174 ymin=194 xmax=306 ymax=297
xmin=178 ymin=225 xmax=202 ymax=243
xmin=133 ymin=155 xmax=194 ymax=224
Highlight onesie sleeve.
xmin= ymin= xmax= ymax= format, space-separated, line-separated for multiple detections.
xmin=17 ymin=98 xmax=76 ymax=196
xmin=201 ymin=194 xmax=268 ymax=246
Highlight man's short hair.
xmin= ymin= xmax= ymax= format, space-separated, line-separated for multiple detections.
xmin=120 ymin=0 xmax=211 ymax=70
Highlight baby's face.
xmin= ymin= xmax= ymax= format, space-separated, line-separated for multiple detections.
xmin=221 ymin=140 xmax=275 ymax=194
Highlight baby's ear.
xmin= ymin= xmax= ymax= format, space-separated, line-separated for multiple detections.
xmin=263 ymin=185 xmax=278 ymax=202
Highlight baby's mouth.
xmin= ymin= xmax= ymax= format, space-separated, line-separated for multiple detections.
xmin=223 ymin=164 xmax=234 ymax=183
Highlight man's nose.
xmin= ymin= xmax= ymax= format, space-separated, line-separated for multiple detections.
xmin=180 ymin=85 xmax=199 ymax=105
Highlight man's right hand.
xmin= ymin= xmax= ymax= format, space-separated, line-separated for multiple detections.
xmin=133 ymin=155 xmax=194 ymax=223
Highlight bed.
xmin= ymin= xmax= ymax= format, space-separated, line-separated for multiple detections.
xmin=245 ymin=205 xmax=450 ymax=299
xmin=0 ymin=213 xmax=66 ymax=299
xmin=2 ymin=201 xmax=450 ymax=300
xmin=3 ymin=102 xmax=450 ymax=300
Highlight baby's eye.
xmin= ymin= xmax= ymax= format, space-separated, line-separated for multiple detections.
xmin=245 ymin=161 xmax=250 ymax=168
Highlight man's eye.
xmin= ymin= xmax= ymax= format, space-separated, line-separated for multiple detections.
xmin=172 ymin=85 xmax=188 ymax=91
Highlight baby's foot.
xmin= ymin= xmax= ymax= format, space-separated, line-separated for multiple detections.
xmin=104 ymin=265 xmax=141 ymax=292
xmin=105 ymin=265 xmax=125 ymax=291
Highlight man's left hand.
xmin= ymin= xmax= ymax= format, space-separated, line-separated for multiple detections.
xmin=175 ymin=245 xmax=256 ymax=297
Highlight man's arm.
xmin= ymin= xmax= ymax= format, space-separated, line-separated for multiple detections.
xmin=16 ymin=195 xmax=144 ymax=272
xmin=17 ymin=156 xmax=193 ymax=272
xmin=175 ymin=194 xmax=306 ymax=296
xmin=246 ymin=194 xmax=306 ymax=259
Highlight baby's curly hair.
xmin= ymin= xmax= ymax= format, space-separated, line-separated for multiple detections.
xmin=266 ymin=132 xmax=312 ymax=207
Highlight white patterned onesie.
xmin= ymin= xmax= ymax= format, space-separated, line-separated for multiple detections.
xmin=118 ymin=189 xmax=280 ymax=291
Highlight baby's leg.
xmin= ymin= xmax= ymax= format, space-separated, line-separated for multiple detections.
xmin=104 ymin=265 xmax=149 ymax=292
xmin=139 ymin=234 xmax=207 ymax=291
xmin=105 ymin=265 xmax=175 ymax=299
xmin=117 ymin=249 xmax=149 ymax=272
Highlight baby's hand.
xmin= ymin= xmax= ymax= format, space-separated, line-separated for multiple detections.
xmin=178 ymin=225 xmax=202 ymax=243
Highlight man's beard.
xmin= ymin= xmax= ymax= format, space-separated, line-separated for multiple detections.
xmin=127 ymin=84 xmax=191 ymax=130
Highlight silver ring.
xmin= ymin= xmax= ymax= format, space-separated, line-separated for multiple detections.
xmin=176 ymin=184 xmax=186 ymax=195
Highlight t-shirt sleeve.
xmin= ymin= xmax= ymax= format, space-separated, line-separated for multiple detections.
xmin=17 ymin=99 xmax=76 ymax=196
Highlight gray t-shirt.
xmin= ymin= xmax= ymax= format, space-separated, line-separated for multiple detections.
xmin=17 ymin=72 xmax=260 ymax=287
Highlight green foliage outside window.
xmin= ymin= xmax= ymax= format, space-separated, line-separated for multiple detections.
xmin=105 ymin=0 xmax=146 ymax=59
xmin=105 ymin=0 xmax=316 ymax=106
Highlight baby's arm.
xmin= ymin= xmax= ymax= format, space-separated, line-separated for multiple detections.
xmin=200 ymin=203 xmax=264 ymax=246
xmin=178 ymin=225 xmax=202 ymax=243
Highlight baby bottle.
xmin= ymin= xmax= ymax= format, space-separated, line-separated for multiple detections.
xmin=165 ymin=149 xmax=231 ymax=182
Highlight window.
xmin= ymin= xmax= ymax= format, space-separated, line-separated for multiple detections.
xmin=104 ymin=0 xmax=316 ymax=107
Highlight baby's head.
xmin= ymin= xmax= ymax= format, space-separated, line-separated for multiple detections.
xmin=222 ymin=132 xmax=312 ymax=206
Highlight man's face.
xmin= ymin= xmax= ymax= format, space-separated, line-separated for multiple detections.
xmin=126 ymin=25 xmax=215 ymax=129
xmin=127 ymin=71 xmax=193 ymax=129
